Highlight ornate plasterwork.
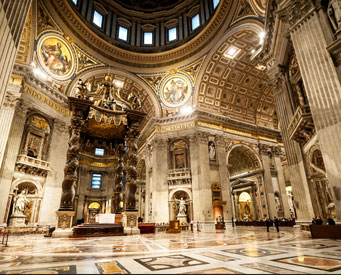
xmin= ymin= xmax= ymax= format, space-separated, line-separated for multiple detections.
xmin=227 ymin=145 xmax=261 ymax=176
xmin=196 ymin=29 xmax=276 ymax=128
xmin=232 ymin=0 xmax=258 ymax=23
xmin=16 ymin=7 xmax=33 ymax=65
xmin=45 ymin=0 xmax=233 ymax=68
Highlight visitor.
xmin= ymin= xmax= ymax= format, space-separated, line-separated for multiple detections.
xmin=232 ymin=216 xmax=234 ymax=227
xmin=312 ymin=217 xmax=316 ymax=224
xmin=327 ymin=217 xmax=336 ymax=225
xmin=316 ymin=216 xmax=323 ymax=225
xmin=274 ymin=216 xmax=279 ymax=232
xmin=266 ymin=218 xmax=272 ymax=232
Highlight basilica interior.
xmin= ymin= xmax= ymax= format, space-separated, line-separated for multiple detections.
xmin=0 ymin=0 xmax=341 ymax=274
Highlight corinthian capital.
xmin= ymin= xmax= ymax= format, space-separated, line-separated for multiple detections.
xmin=2 ymin=91 xmax=21 ymax=109
xmin=277 ymin=0 xmax=315 ymax=28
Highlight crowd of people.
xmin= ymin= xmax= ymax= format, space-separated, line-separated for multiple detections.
xmin=311 ymin=216 xmax=335 ymax=225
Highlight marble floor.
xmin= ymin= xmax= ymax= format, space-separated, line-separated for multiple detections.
xmin=1 ymin=226 xmax=341 ymax=274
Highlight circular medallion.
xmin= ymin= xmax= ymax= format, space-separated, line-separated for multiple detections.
xmin=160 ymin=74 xmax=192 ymax=108
xmin=37 ymin=34 xmax=75 ymax=80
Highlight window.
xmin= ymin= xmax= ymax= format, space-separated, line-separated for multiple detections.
xmin=118 ymin=26 xmax=128 ymax=41
xmin=191 ymin=14 xmax=200 ymax=30
xmin=95 ymin=148 xmax=104 ymax=156
xmin=143 ymin=32 xmax=153 ymax=45
xmin=213 ymin=0 xmax=220 ymax=9
xmin=93 ymin=10 xmax=103 ymax=28
xmin=168 ymin=27 xmax=177 ymax=42
xmin=72 ymin=0 xmax=78 ymax=4
xmin=91 ymin=174 xmax=102 ymax=189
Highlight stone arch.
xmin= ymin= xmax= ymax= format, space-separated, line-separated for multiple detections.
xmin=11 ymin=178 xmax=43 ymax=197
xmin=67 ymin=67 xmax=162 ymax=118
xmin=168 ymin=188 xmax=192 ymax=201
xmin=227 ymin=144 xmax=262 ymax=177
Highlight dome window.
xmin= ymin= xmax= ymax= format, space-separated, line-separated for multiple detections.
xmin=213 ymin=0 xmax=220 ymax=9
xmin=93 ymin=10 xmax=103 ymax=28
xmin=72 ymin=0 xmax=78 ymax=5
xmin=143 ymin=32 xmax=153 ymax=45
xmin=168 ymin=27 xmax=177 ymax=42
xmin=118 ymin=26 xmax=128 ymax=42
xmin=191 ymin=14 xmax=200 ymax=31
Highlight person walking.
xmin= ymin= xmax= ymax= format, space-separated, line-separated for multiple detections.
xmin=232 ymin=216 xmax=234 ymax=227
xmin=266 ymin=218 xmax=272 ymax=232
xmin=274 ymin=216 xmax=279 ymax=232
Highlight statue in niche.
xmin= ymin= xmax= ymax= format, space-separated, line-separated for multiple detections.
xmin=328 ymin=0 xmax=341 ymax=33
xmin=13 ymin=190 xmax=29 ymax=216
xmin=295 ymin=83 xmax=306 ymax=106
xmin=275 ymin=194 xmax=281 ymax=211
xmin=175 ymin=197 xmax=188 ymax=215
xmin=208 ymin=141 xmax=216 ymax=161
xmin=175 ymin=153 xmax=185 ymax=169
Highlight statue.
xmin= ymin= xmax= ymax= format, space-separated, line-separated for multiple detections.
xmin=208 ymin=141 xmax=216 ymax=161
xmin=275 ymin=195 xmax=281 ymax=211
xmin=13 ymin=190 xmax=29 ymax=215
xmin=175 ymin=197 xmax=188 ymax=215
xmin=328 ymin=0 xmax=341 ymax=33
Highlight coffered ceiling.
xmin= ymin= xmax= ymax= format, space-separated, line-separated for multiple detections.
xmin=196 ymin=29 xmax=276 ymax=129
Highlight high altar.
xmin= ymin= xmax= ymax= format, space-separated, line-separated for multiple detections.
xmin=52 ymin=75 xmax=145 ymax=237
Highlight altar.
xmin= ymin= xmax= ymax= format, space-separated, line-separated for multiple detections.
xmin=95 ymin=214 xmax=115 ymax=224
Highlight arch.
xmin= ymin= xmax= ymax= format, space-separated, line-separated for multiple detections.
xmin=168 ymin=188 xmax=192 ymax=201
xmin=227 ymin=144 xmax=262 ymax=177
xmin=67 ymin=67 xmax=162 ymax=117
xmin=194 ymin=21 xmax=264 ymax=105
xmin=11 ymin=178 xmax=43 ymax=197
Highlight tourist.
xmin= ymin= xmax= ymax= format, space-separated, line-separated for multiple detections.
xmin=266 ymin=218 xmax=272 ymax=232
xmin=316 ymin=217 xmax=323 ymax=225
xmin=274 ymin=216 xmax=279 ymax=232
xmin=327 ymin=217 xmax=336 ymax=225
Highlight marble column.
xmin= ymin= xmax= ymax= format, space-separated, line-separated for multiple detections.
xmin=268 ymin=66 xmax=315 ymax=222
xmin=0 ymin=101 xmax=28 ymax=225
xmin=150 ymin=138 xmax=169 ymax=223
xmin=0 ymin=84 xmax=21 ymax=169
xmin=189 ymin=131 xmax=215 ymax=232
xmin=259 ymin=144 xmax=277 ymax=219
xmin=216 ymin=136 xmax=233 ymax=222
xmin=0 ymin=0 xmax=32 ymax=107
xmin=272 ymin=147 xmax=291 ymax=218
xmin=287 ymin=1 xmax=341 ymax=220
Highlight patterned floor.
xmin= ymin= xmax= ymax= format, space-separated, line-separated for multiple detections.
xmin=0 ymin=226 xmax=341 ymax=274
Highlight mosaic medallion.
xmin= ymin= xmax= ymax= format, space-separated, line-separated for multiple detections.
xmin=159 ymin=74 xmax=192 ymax=108
xmin=37 ymin=33 xmax=75 ymax=80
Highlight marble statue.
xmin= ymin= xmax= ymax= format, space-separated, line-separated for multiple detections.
xmin=209 ymin=141 xmax=216 ymax=161
xmin=175 ymin=197 xmax=187 ymax=215
xmin=13 ymin=190 xmax=29 ymax=215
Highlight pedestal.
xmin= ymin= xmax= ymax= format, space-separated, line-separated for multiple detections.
xmin=9 ymin=214 xmax=26 ymax=227
xmin=177 ymin=213 xmax=187 ymax=225
xmin=122 ymin=211 xmax=140 ymax=235
xmin=52 ymin=211 xmax=75 ymax=238
xmin=166 ymin=220 xmax=181 ymax=233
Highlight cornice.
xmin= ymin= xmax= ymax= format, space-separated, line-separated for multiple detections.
xmin=139 ymin=110 xmax=282 ymax=146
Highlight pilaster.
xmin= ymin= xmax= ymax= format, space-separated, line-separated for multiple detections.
xmin=189 ymin=131 xmax=214 ymax=224
xmin=150 ymin=137 xmax=169 ymax=222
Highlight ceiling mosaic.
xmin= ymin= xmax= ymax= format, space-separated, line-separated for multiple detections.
xmin=196 ymin=30 xmax=276 ymax=129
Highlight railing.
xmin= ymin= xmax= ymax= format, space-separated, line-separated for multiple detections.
xmin=16 ymin=155 xmax=50 ymax=170
xmin=167 ymin=168 xmax=192 ymax=186
xmin=288 ymin=105 xmax=315 ymax=143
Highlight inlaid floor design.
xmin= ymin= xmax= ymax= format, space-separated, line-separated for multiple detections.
xmin=0 ymin=227 xmax=340 ymax=274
